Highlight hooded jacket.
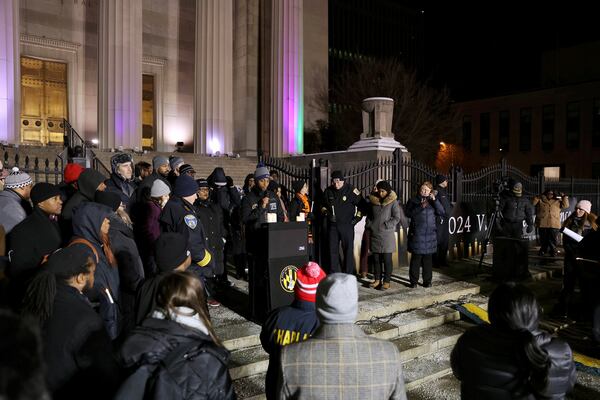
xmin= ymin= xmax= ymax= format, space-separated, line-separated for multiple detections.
xmin=72 ymin=202 xmax=122 ymax=339
xmin=0 ymin=188 xmax=31 ymax=233
xmin=62 ymin=169 xmax=107 ymax=220
xmin=119 ymin=317 xmax=235 ymax=400
xmin=366 ymin=191 xmax=402 ymax=253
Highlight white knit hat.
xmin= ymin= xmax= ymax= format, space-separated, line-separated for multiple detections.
xmin=4 ymin=167 xmax=33 ymax=189
xmin=576 ymin=200 xmax=592 ymax=214
xmin=151 ymin=179 xmax=171 ymax=198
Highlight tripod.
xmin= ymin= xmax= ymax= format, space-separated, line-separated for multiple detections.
xmin=477 ymin=201 xmax=502 ymax=274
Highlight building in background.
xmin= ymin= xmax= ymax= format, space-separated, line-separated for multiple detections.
xmin=454 ymin=41 xmax=600 ymax=179
xmin=0 ymin=0 xmax=328 ymax=157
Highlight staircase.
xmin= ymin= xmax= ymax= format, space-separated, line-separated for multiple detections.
xmin=92 ymin=150 xmax=258 ymax=186
xmin=214 ymin=268 xmax=483 ymax=399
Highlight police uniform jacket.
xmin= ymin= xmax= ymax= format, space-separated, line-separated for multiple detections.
xmin=322 ymin=183 xmax=363 ymax=225
xmin=241 ymin=186 xmax=285 ymax=231
xmin=159 ymin=196 xmax=213 ymax=274
xmin=260 ymin=299 xmax=320 ymax=399
xmin=195 ymin=198 xmax=227 ymax=275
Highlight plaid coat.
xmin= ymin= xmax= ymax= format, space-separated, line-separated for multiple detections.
xmin=277 ymin=324 xmax=407 ymax=400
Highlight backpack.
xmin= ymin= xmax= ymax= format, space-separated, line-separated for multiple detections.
xmin=114 ymin=340 xmax=200 ymax=400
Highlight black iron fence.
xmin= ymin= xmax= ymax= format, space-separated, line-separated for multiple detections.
xmin=2 ymin=151 xmax=64 ymax=185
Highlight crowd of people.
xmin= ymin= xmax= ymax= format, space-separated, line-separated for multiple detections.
xmin=0 ymin=154 xmax=594 ymax=399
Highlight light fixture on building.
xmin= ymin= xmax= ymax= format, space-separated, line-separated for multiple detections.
xmin=91 ymin=138 xmax=99 ymax=145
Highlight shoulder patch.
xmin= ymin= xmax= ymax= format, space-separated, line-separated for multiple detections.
xmin=184 ymin=214 xmax=198 ymax=229
xmin=353 ymin=188 xmax=360 ymax=195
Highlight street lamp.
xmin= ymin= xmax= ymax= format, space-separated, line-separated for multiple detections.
xmin=439 ymin=141 xmax=454 ymax=168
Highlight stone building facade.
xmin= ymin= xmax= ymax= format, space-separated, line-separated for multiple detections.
xmin=0 ymin=0 xmax=328 ymax=156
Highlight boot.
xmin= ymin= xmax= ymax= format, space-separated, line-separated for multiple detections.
xmin=370 ymin=280 xmax=382 ymax=289
xmin=381 ymin=281 xmax=390 ymax=290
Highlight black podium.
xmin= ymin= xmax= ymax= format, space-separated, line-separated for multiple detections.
xmin=250 ymin=222 xmax=309 ymax=321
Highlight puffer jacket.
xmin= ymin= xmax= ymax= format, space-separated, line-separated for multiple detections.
xmin=499 ymin=191 xmax=534 ymax=225
xmin=451 ymin=324 xmax=576 ymax=400
xmin=405 ymin=195 xmax=445 ymax=255
xmin=533 ymin=195 xmax=569 ymax=229
xmin=366 ymin=191 xmax=402 ymax=253
xmin=119 ymin=317 xmax=235 ymax=400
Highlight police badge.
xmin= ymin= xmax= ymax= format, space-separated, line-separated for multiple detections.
xmin=184 ymin=214 xmax=197 ymax=229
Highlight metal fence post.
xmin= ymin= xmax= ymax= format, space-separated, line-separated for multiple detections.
xmin=538 ymin=172 xmax=545 ymax=195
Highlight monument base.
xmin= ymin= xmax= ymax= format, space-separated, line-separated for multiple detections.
xmin=348 ymin=136 xmax=408 ymax=152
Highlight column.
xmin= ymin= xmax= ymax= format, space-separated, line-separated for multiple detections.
xmin=0 ymin=0 xmax=19 ymax=143
xmin=270 ymin=0 xmax=304 ymax=156
xmin=194 ymin=0 xmax=234 ymax=155
xmin=98 ymin=0 xmax=143 ymax=150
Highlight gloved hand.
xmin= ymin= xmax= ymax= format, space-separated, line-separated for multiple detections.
xmin=526 ymin=224 xmax=534 ymax=234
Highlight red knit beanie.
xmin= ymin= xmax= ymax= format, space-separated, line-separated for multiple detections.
xmin=295 ymin=262 xmax=326 ymax=302
xmin=64 ymin=163 xmax=85 ymax=184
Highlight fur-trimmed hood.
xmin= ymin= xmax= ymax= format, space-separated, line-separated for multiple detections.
xmin=369 ymin=190 xmax=397 ymax=207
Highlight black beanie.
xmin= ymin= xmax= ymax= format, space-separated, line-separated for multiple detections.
xmin=375 ymin=180 xmax=393 ymax=193
xmin=292 ymin=180 xmax=305 ymax=194
xmin=331 ymin=170 xmax=344 ymax=181
xmin=46 ymin=244 xmax=92 ymax=275
xmin=435 ymin=174 xmax=447 ymax=185
xmin=31 ymin=182 xmax=61 ymax=205
xmin=174 ymin=175 xmax=198 ymax=197
xmin=94 ymin=191 xmax=121 ymax=212
xmin=154 ymin=233 xmax=190 ymax=272
xmin=196 ymin=178 xmax=210 ymax=189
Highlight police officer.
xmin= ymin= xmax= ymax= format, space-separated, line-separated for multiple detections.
xmin=321 ymin=171 xmax=364 ymax=274
xmin=498 ymin=180 xmax=534 ymax=238
xmin=159 ymin=175 xmax=215 ymax=287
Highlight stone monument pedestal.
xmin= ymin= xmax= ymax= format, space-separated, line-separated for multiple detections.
xmin=348 ymin=97 xmax=406 ymax=153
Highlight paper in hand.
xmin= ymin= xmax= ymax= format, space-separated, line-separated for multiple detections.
xmin=561 ymin=227 xmax=583 ymax=242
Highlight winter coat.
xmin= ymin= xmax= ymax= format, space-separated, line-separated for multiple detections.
xmin=43 ymin=283 xmax=120 ymax=399
xmin=0 ymin=188 xmax=30 ymax=233
xmin=62 ymin=168 xmax=106 ymax=220
xmin=134 ymin=200 xmax=163 ymax=275
xmin=405 ymin=195 xmax=445 ymax=255
xmin=119 ymin=316 xmax=235 ymax=400
xmin=195 ymin=198 xmax=227 ymax=275
xmin=499 ymin=192 xmax=534 ymax=225
xmin=562 ymin=212 xmax=598 ymax=257
xmin=105 ymin=172 xmax=137 ymax=208
xmin=451 ymin=324 xmax=576 ymax=400
xmin=160 ymin=196 xmax=214 ymax=278
xmin=533 ymin=195 xmax=569 ymax=229
xmin=108 ymin=214 xmax=144 ymax=334
xmin=241 ymin=186 xmax=285 ymax=231
xmin=260 ymin=299 xmax=319 ymax=400
xmin=6 ymin=207 xmax=62 ymax=306
xmin=134 ymin=273 xmax=166 ymax=325
xmin=72 ymin=202 xmax=122 ymax=339
xmin=366 ymin=191 xmax=402 ymax=253
xmin=435 ymin=186 xmax=452 ymax=222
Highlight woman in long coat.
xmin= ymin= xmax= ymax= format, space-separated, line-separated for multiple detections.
xmin=405 ymin=181 xmax=445 ymax=288
xmin=366 ymin=181 xmax=402 ymax=290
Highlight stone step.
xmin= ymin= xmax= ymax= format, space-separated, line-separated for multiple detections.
xmin=356 ymin=279 xmax=480 ymax=321
xmin=232 ymin=373 xmax=267 ymax=400
xmin=210 ymin=305 xmax=262 ymax=352
xmin=403 ymin=346 xmax=453 ymax=391
xmin=227 ymin=305 xmax=466 ymax=381
xmin=407 ymin=374 xmax=460 ymax=400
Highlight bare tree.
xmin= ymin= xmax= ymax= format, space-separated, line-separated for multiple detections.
xmin=315 ymin=58 xmax=460 ymax=164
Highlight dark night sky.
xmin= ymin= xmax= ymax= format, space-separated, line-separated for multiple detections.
xmin=421 ymin=1 xmax=600 ymax=101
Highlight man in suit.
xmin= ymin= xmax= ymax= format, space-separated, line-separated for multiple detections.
xmin=277 ymin=273 xmax=407 ymax=400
